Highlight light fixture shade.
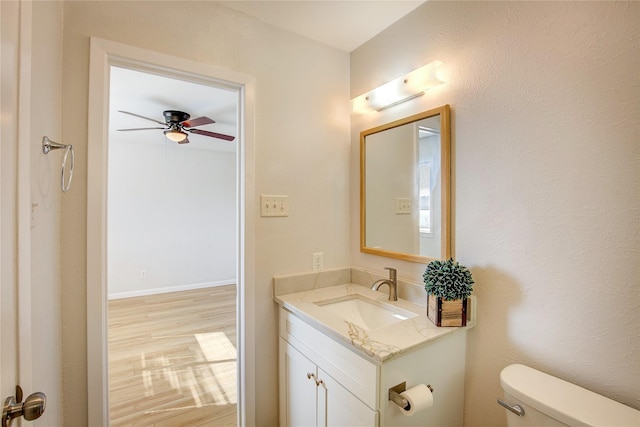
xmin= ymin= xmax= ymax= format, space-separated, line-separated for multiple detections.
xmin=351 ymin=61 xmax=444 ymax=115
xmin=164 ymin=129 xmax=188 ymax=142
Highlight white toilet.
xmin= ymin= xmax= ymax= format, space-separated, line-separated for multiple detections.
xmin=499 ymin=364 xmax=640 ymax=427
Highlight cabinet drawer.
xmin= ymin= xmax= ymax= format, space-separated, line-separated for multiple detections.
xmin=280 ymin=308 xmax=379 ymax=409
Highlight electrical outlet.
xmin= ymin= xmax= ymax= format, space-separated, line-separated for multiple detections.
xmin=261 ymin=195 xmax=289 ymax=217
xmin=312 ymin=253 xmax=323 ymax=272
xmin=396 ymin=198 xmax=412 ymax=214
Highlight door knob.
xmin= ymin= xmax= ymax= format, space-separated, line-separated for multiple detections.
xmin=2 ymin=386 xmax=46 ymax=427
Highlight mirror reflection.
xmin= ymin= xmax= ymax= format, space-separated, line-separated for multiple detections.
xmin=360 ymin=105 xmax=451 ymax=263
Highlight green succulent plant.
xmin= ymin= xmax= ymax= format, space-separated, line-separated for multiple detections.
xmin=423 ymin=258 xmax=474 ymax=300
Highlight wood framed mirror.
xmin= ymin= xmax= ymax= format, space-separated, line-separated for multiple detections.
xmin=360 ymin=104 xmax=451 ymax=263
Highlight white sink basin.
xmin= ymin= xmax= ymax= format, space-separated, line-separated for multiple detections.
xmin=314 ymin=295 xmax=417 ymax=330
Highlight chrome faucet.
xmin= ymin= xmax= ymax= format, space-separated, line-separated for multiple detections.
xmin=371 ymin=267 xmax=398 ymax=301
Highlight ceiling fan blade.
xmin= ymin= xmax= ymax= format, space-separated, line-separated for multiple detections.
xmin=182 ymin=116 xmax=215 ymax=128
xmin=187 ymin=128 xmax=235 ymax=141
xmin=118 ymin=110 xmax=166 ymax=125
xmin=117 ymin=127 xmax=167 ymax=131
xmin=177 ymin=136 xmax=190 ymax=144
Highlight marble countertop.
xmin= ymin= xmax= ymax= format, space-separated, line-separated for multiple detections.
xmin=275 ymin=283 xmax=475 ymax=363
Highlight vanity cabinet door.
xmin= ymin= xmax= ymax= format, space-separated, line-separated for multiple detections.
xmin=318 ymin=368 xmax=378 ymax=427
xmin=279 ymin=338 xmax=318 ymax=427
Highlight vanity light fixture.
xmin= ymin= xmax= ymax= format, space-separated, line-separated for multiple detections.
xmin=350 ymin=61 xmax=444 ymax=115
xmin=164 ymin=129 xmax=188 ymax=142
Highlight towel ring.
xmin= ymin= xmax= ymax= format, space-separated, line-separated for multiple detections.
xmin=42 ymin=136 xmax=74 ymax=193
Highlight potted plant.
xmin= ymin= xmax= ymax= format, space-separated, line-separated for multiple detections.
xmin=423 ymin=258 xmax=474 ymax=327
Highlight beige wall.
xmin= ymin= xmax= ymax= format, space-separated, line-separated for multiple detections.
xmin=35 ymin=1 xmax=639 ymax=426
xmin=350 ymin=2 xmax=639 ymax=426
xmin=61 ymin=2 xmax=349 ymax=425
xmin=31 ymin=2 xmax=64 ymax=426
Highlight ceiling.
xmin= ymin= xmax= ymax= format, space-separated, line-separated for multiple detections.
xmin=109 ymin=2 xmax=425 ymax=150
xmin=217 ymin=1 xmax=426 ymax=52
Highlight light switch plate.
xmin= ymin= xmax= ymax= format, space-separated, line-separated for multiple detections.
xmin=396 ymin=198 xmax=412 ymax=214
xmin=261 ymin=195 xmax=289 ymax=217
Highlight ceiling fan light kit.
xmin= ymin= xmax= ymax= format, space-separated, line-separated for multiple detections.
xmin=163 ymin=129 xmax=188 ymax=143
xmin=117 ymin=109 xmax=235 ymax=144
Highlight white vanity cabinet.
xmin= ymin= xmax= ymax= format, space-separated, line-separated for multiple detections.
xmin=279 ymin=339 xmax=378 ymax=427
xmin=278 ymin=306 xmax=468 ymax=427
xmin=279 ymin=308 xmax=378 ymax=427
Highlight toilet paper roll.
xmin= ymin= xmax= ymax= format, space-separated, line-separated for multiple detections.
xmin=399 ymin=384 xmax=434 ymax=416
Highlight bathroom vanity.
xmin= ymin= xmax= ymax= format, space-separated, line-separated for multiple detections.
xmin=274 ymin=268 xmax=475 ymax=427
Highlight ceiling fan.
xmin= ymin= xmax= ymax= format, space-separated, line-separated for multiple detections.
xmin=116 ymin=110 xmax=235 ymax=144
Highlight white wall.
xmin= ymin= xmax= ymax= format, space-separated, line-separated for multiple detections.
xmin=350 ymin=2 xmax=640 ymax=426
xmin=60 ymin=2 xmax=349 ymax=426
xmin=108 ymin=141 xmax=236 ymax=297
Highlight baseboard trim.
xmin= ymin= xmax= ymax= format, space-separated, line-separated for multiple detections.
xmin=108 ymin=280 xmax=235 ymax=300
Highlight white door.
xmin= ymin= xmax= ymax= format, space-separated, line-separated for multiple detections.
xmin=1 ymin=0 xmax=21 ymax=415
xmin=1 ymin=2 xmax=45 ymax=426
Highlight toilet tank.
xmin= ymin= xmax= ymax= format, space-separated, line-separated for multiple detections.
xmin=500 ymin=364 xmax=640 ymax=427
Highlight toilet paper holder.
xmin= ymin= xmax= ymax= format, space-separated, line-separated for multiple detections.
xmin=389 ymin=382 xmax=434 ymax=410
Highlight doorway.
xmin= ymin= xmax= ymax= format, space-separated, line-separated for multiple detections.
xmin=106 ymin=66 xmax=239 ymax=425
xmin=87 ymin=38 xmax=256 ymax=427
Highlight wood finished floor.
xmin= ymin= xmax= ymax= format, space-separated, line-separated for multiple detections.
xmin=108 ymin=285 xmax=237 ymax=427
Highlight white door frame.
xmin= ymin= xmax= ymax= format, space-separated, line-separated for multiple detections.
xmin=86 ymin=37 xmax=256 ymax=427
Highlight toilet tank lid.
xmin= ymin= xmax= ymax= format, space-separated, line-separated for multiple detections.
xmin=500 ymin=364 xmax=640 ymax=427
